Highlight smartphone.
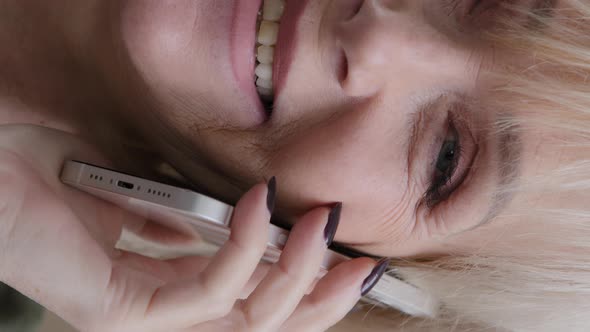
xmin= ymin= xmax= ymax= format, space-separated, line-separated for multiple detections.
xmin=60 ymin=160 xmax=438 ymax=317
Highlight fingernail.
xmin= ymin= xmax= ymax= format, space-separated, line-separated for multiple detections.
xmin=266 ymin=176 xmax=276 ymax=214
xmin=361 ymin=258 xmax=390 ymax=297
xmin=324 ymin=202 xmax=342 ymax=247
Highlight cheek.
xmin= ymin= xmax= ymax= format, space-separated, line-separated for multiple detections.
xmin=267 ymin=114 xmax=385 ymax=206
xmin=116 ymin=1 xmax=200 ymax=85
xmin=266 ymin=112 xmax=414 ymax=243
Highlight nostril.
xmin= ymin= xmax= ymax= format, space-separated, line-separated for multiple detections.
xmin=345 ymin=0 xmax=365 ymax=21
xmin=352 ymin=0 xmax=364 ymax=16
xmin=337 ymin=49 xmax=349 ymax=85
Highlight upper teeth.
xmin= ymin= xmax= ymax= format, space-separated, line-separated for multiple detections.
xmin=255 ymin=0 xmax=286 ymax=103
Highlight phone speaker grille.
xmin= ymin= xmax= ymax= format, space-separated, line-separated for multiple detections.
xmin=89 ymin=174 xmax=104 ymax=182
xmin=89 ymin=173 xmax=172 ymax=199
xmin=147 ymin=188 xmax=171 ymax=198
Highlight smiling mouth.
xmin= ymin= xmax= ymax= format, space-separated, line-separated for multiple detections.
xmin=254 ymin=0 xmax=286 ymax=112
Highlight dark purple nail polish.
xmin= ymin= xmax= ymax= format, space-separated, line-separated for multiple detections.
xmin=361 ymin=258 xmax=390 ymax=297
xmin=266 ymin=176 xmax=276 ymax=214
xmin=324 ymin=202 xmax=341 ymax=247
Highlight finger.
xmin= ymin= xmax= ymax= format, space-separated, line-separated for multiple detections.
xmin=112 ymin=252 xmax=272 ymax=299
xmin=143 ymin=180 xmax=272 ymax=327
xmin=123 ymin=220 xmax=197 ymax=246
xmin=280 ymin=258 xmax=389 ymax=332
xmin=117 ymin=221 xmax=202 ymax=261
xmin=234 ymin=204 xmax=340 ymax=331
xmin=172 ymin=256 xmax=271 ymax=300
xmin=110 ymin=252 xmax=208 ymax=282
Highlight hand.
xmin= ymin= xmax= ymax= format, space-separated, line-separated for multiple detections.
xmin=0 ymin=124 xmax=383 ymax=332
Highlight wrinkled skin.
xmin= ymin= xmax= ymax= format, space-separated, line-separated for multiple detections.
xmin=90 ymin=0 xmax=565 ymax=257
xmin=0 ymin=0 xmax=578 ymax=331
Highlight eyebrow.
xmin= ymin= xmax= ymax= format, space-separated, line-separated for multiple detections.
xmin=473 ymin=121 xmax=523 ymax=228
xmin=470 ymin=0 xmax=555 ymax=226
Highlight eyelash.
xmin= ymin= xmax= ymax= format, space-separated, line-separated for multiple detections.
xmin=442 ymin=0 xmax=488 ymax=17
xmin=443 ymin=0 xmax=464 ymax=16
xmin=425 ymin=120 xmax=464 ymax=207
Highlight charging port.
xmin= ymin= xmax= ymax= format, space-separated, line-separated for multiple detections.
xmin=117 ymin=180 xmax=134 ymax=190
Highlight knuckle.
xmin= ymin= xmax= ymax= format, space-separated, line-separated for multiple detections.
xmin=303 ymin=293 xmax=323 ymax=310
xmin=209 ymin=300 xmax=235 ymax=319
xmin=199 ymin=286 xmax=236 ymax=319
xmin=303 ymin=296 xmax=333 ymax=323
xmin=234 ymin=300 xmax=261 ymax=332
xmin=299 ymin=296 xmax=350 ymax=330
xmin=226 ymin=237 xmax=251 ymax=257
xmin=230 ymin=232 xmax=266 ymax=259
xmin=215 ymin=299 xmax=235 ymax=317
xmin=100 ymin=266 xmax=134 ymax=321
xmin=275 ymin=260 xmax=297 ymax=283
xmin=234 ymin=300 xmax=288 ymax=332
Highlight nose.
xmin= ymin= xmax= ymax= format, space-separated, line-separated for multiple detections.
xmin=336 ymin=0 xmax=443 ymax=97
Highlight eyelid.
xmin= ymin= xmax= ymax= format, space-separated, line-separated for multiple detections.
xmin=406 ymin=94 xmax=450 ymax=192
xmin=406 ymin=105 xmax=423 ymax=178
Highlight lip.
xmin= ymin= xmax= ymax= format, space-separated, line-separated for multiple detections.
xmin=230 ymin=0 xmax=267 ymax=122
xmin=273 ymin=0 xmax=311 ymax=103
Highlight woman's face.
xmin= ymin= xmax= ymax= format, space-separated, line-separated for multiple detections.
xmin=105 ymin=0 xmax=559 ymax=257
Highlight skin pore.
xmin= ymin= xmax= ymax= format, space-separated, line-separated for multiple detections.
xmin=0 ymin=0 xmax=566 ymax=260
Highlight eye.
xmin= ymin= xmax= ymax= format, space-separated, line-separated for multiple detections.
xmin=426 ymin=121 xmax=463 ymax=206
xmin=436 ymin=139 xmax=457 ymax=175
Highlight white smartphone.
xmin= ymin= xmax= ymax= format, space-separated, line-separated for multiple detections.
xmin=60 ymin=160 xmax=438 ymax=317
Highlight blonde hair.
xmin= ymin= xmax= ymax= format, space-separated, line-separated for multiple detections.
xmin=350 ymin=2 xmax=590 ymax=331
